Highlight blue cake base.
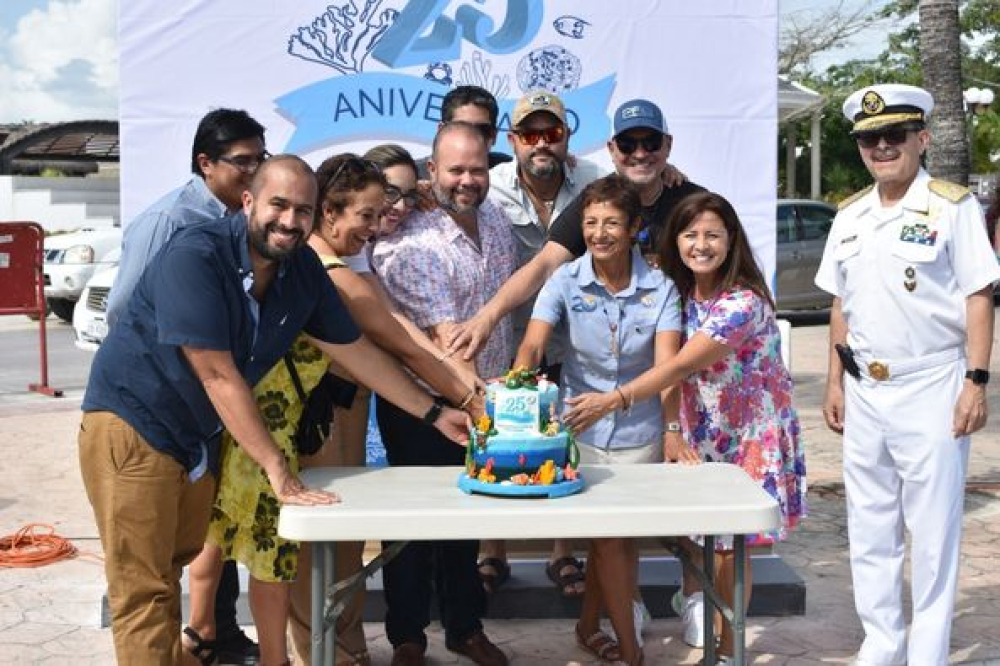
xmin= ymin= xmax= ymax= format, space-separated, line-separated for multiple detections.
xmin=457 ymin=473 xmax=585 ymax=498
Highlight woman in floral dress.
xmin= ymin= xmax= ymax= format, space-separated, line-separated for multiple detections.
xmin=564 ymin=191 xmax=806 ymax=664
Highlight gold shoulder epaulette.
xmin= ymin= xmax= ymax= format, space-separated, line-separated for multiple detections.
xmin=838 ymin=185 xmax=874 ymax=210
xmin=928 ymin=179 xmax=971 ymax=203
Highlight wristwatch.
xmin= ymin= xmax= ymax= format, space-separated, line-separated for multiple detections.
xmin=421 ymin=398 xmax=444 ymax=425
xmin=965 ymin=368 xmax=990 ymax=386
xmin=664 ymin=421 xmax=682 ymax=433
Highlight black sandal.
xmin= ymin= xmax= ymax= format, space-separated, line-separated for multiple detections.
xmin=546 ymin=556 xmax=585 ymax=597
xmin=182 ymin=626 xmax=218 ymax=666
xmin=477 ymin=557 xmax=511 ymax=594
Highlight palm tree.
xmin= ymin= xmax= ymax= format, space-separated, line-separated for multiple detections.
xmin=918 ymin=0 xmax=970 ymax=184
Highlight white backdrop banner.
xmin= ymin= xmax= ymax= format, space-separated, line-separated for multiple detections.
xmin=120 ymin=0 xmax=777 ymax=274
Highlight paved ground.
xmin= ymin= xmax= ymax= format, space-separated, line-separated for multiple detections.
xmin=1 ymin=317 xmax=999 ymax=664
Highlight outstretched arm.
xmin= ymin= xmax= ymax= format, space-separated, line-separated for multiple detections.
xmin=311 ymin=334 xmax=471 ymax=445
xmin=447 ymin=241 xmax=573 ymax=360
xmin=184 ymin=347 xmax=338 ymax=506
xmin=563 ymin=332 xmax=729 ymax=434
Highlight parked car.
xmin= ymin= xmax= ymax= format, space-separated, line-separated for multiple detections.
xmin=43 ymin=227 xmax=122 ymax=322
xmin=775 ymin=199 xmax=836 ymax=311
xmin=72 ymin=259 xmax=118 ymax=351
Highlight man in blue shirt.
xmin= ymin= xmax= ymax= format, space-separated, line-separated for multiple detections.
xmin=105 ymin=107 xmax=268 ymax=663
xmin=80 ymin=155 xmax=469 ymax=665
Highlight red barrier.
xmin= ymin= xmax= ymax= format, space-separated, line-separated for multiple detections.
xmin=0 ymin=222 xmax=63 ymax=397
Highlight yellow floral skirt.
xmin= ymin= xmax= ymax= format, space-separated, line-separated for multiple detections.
xmin=207 ymin=334 xmax=329 ymax=582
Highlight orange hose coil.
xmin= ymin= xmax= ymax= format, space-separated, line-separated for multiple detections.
xmin=0 ymin=523 xmax=78 ymax=568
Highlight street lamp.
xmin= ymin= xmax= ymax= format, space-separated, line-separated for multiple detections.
xmin=964 ymin=86 xmax=995 ymax=114
xmin=963 ymin=87 xmax=996 ymax=175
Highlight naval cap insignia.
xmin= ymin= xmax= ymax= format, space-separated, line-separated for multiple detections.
xmin=862 ymin=91 xmax=885 ymax=116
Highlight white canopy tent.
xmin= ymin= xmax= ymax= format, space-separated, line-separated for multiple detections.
xmin=779 ymin=77 xmax=826 ymax=199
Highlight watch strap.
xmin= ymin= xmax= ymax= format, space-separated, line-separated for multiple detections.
xmin=965 ymin=368 xmax=990 ymax=385
xmin=421 ymin=398 xmax=444 ymax=425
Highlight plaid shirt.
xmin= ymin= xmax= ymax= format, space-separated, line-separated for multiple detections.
xmin=372 ymin=199 xmax=518 ymax=380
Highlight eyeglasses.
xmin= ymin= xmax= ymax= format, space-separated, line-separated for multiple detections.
xmin=613 ymin=133 xmax=664 ymax=155
xmin=854 ymin=128 xmax=911 ymax=149
xmin=217 ymin=150 xmax=270 ymax=173
xmin=384 ymin=185 xmax=419 ymax=207
xmin=513 ymin=125 xmax=567 ymax=146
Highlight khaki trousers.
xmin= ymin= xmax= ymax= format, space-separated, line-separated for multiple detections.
xmin=289 ymin=361 xmax=372 ymax=665
xmin=78 ymin=411 xmax=216 ymax=666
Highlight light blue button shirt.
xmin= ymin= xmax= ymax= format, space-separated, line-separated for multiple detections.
xmin=108 ymin=177 xmax=228 ymax=327
xmin=531 ymin=246 xmax=682 ymax=450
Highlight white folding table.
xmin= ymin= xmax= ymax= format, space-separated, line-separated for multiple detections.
xmin=279 ymin=463 xmax=781 ymax=666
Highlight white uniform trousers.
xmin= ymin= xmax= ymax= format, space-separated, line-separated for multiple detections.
xmin=843 ymin=358 xmax=969 ymax=666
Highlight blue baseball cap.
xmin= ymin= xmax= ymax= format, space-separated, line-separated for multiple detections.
xmin=613 ymin=99 xmax=668 ymax=137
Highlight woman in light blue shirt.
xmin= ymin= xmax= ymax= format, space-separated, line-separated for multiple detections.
xmin=513 ymin=174 xmax=682 ymax=666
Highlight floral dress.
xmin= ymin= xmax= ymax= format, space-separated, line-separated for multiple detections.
xmin=681 ymin=287 xmax=806 ymax=547
xmin=206 ymin=333 xmax=329 ymax=582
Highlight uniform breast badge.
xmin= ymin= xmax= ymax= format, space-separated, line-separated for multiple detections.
xmin=904 ymin=266 xmax=917 ymax=292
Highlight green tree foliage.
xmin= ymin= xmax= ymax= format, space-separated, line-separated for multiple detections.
xmin=780 ymin=0 xmax=1000 ymax=200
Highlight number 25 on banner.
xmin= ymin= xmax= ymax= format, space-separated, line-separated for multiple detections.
xmin=373 ymin=0 xmax=543 ymax=68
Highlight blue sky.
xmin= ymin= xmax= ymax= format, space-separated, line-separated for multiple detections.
xmin=0 ymin=0 xmax=890 ymax=124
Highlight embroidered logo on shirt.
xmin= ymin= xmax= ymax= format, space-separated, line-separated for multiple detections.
xmin=899 ymin=223 xmax=937 ymax=246
xmin=570 ymin=295 xmax=598 ymax=312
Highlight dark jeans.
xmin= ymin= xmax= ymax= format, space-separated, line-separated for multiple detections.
xmin=215 ymin=560 xmax=241 ymax=639
xmin=375 ymin=395 xmax=486 ymax=648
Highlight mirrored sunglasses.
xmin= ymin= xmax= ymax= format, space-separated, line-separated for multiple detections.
xmin=514 ymin=125 xmax=567 ymax=146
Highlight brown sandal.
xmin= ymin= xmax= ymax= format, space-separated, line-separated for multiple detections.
xmin=182 ymin=626 xmax=218 ymax=666
xmin=547 ymin=556 xmax=585 ymax=597
xmin=575 ymin=622 xmax=621 ymax=662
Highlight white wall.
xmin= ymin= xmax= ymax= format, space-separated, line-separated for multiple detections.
xmin=0 ymin=176 xmax=119 ymax=233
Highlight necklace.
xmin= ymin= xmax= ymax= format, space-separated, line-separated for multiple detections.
xmin=520 ymin=174 xmax=561 ymax=216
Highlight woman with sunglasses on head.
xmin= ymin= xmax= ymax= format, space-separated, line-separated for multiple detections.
xmin=563 ymin=191 xmax=807 ymax=665
xmin=283 ymin=153 xmax=483 ymax=666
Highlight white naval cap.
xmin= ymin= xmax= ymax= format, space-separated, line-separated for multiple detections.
xmin=842 ymin=83 xmax=934 ymax=134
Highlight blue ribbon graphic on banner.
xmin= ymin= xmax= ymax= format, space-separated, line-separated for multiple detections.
xmin=277 ymin=72 xmax=616 ymax=154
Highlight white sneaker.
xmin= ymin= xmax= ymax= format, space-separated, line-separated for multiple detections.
xmin=632 ymin=599 xmax=651 ymax=647
xmin=671 ymin=589 xmax=705 ymax=648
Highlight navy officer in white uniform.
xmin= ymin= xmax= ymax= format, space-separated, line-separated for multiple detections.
xmin=815 ymin=83 xmax=1000 ymax=666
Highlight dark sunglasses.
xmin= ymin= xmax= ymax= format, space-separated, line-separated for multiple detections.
xmin=513 ymin=125 xmax=567 ymax=146
xmin=217 ymin=150 xmax=270 ymax=173
xmin=854 ymin=128 xmax=911 ymax=149
xmin=384 ymin=184 xmax=419 ymax=207
xmin=613 ymin=133 xmax=664 ymax=155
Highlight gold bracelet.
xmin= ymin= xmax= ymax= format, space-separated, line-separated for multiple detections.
xmin=458 ymin=389 xmax=476 ymax=409
xmin=615 ymin=387 xmax=628 ymax=412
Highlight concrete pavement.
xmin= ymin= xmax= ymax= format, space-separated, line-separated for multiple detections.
xmin=1 ymin=317 xmax=999 ymax=664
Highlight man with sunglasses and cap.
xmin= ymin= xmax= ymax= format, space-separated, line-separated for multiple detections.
xmin=816 ymin=83 xmax=999 ymax=666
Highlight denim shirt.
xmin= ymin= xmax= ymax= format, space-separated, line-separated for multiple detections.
xmin=531 ymin=246 xmax=681 ymax=449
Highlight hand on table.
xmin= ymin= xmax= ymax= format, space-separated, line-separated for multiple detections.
xmin=268 ymin=465 xmax=340 ymax=506
xmin=664 ymin=431 xmax=700 ymax=464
